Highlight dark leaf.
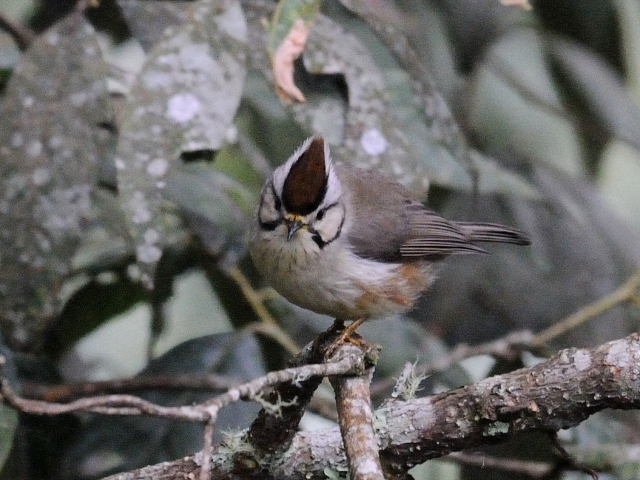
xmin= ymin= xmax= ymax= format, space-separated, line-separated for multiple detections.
xmin=549 ymin=36 xmax=640 ymax=151
xmin=59 ymin=333 xmax=265 ymax=480
xmin=0 ymin=12 xmax=110 ymax=351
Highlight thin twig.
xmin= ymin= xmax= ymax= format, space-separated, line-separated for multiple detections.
xmin=227 ymin=266 xmax=277 ymax=326
xmin=444 ymin=452 xmax=553 ymax=478
xmin=549 ymin=432 xmax=599 ymax=480
xmin=21 ymin=374 xmax=241 ymax=402
xmin=244 ymin=321 xmax=300 ymax=356
xmin=370 ymin=330 xmax=534 ymax=398
xmin=533 ymin=268 xmax=640 ymax=346
xmin=227 ymin=266 xmax=300 ymax=354
xmin=200 ymin=417 xmax=216 ymax=480
xmin=0 ymin=12 xmax=35 ymax=50
xmin=0 ymin=353 xmax=361 ymax=423
xmin=422 ymin=330 xmax=534 ymax=374
xmin=200 ymin=355 xmax=362 ymax=410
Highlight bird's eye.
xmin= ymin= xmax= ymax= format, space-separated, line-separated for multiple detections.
xmin=316 ymin=209 xmax=325 ymax=221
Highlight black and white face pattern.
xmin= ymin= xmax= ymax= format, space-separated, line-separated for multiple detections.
xmin=257 ymin=137 xmax=345 ymax=249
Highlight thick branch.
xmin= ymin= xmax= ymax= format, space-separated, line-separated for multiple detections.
xmin=103 ymin=332 xmax=640 ymax=480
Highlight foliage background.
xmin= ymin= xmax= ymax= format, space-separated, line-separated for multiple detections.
xmin=1 ymin=0 xmax=640 ymax=479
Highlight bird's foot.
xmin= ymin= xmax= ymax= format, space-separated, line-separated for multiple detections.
xmin=326 ymin=318 xmax=365 ymax=357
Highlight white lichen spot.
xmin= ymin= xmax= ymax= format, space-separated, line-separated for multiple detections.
xmin=360 ymin=129 xmax=388 ymax=155
xmin=22 ymin=96 xmax=34 ymax=108
xmin=143 ymin=228 xmax=160 ymax=244
xmin=129 ymin=191 xmax=152 ymax=224
xmin=48 ymin=135 xmax=64 ymax=149
xmin=11 ymin=133 xmax=24 ymax=147
xmin=146 ymin=158 xmax=169 ymax=178
xmin=167 ymin=93 xmax=201 ymax=123
xmin=606 ymin=340 xmax=634 ymax=368
xmin=225 ymin=124 xmax=239 ymax=144
xmin=38 ymin=185 xmax=92 ymax=236
xmin=115 ymin=157 xmax=126 ymax=170
xmin=573 ymin=349 xmax=591 ymax=372
xmin=126 ymin=263 xmax=142 ymax=281
xmin=46 ymin=31 xmax=60 ymax=45
xmin=486 ymin=421 xmax=510 ymax=436
xmin=26 ymin=140 xmax=43 ymax=158
xmin=358 ymin=458 xmax=382 ymax=475
xmin=32 ymin=168 xmax=51 ymax=186
xmin=136 ymin=243 xmax=162 ymax=264
xmin=69 ymin=91 xmax=88 ymax=107
xmin=96 ymin=271 xmax=118 ymax=285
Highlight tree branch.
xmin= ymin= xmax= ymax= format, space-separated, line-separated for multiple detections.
xmin=100 ymin=332 xmax=640 ymax=480
xmin=330 ymin=343 xmax=383 ymax=480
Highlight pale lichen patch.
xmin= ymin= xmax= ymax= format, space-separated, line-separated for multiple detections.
xmin=167 ymin=92 xmax=201 ymax=123
xmin=360 ymin=128 xmax=388 ymax=155
xmin=573 ymin=349 xmax=591 ymax=372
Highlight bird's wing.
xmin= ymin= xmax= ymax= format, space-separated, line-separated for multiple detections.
xmin=400 ymin=203 xmax=488 ymax=258
xmin=338 ymin=166 xmax=529 ymax=261
xmin=338 ymin=166 xmax=411 ymax=262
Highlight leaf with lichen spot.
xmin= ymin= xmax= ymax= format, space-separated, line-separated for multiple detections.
xmin=114 ymin=0 xmax=247 ymax=288
xmin=0 ymin=12 xmax=110 ymax=351
xmin=246 ymin=6 xmax=426 ymax=195
xmin=266 ymin=0 xmax=321 ymax=103
xmin=247 ymin=2 xmax=539 ymax=198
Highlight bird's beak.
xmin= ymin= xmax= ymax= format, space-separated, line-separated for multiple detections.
xmin=286 ymin=217 xmax=305 ymax=241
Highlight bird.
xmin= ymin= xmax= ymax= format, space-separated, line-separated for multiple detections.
xmin=249 ymin=137 xmax=530 ymax=338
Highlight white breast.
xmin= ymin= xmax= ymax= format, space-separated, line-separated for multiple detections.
xmin=249 ymin=222 xmax=435 ymax=320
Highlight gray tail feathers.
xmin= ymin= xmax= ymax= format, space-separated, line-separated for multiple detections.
xmin=456 ymin=222 xmax=531 ymax=246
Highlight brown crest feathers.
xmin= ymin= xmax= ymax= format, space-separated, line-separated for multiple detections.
xmin=282 ymin=137 xmax=328 ymax=215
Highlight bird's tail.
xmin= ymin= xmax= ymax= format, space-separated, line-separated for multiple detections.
xmin=456 ymin=222 xmax=531 ymax=246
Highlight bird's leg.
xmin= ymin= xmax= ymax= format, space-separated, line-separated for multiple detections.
xmin=326 ymin=318 xmax=366 ymax=357
xmin=339 ymin=318 xmax=366 ymax=344
xmin=328 ymin=318 xmax=346 ymax=334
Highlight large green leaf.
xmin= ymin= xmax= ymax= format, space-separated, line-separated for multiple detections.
xmin=115 ymin=0 xmax=247 ymax=288
xmin=549 ymin=35 xmax=640 ymax=151
xmin=0 ymin=12 xmax=110 ymax=351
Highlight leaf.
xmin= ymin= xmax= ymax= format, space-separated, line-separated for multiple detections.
xmin=116 ymin=0 xmax=195 ymax=52
xmin=549 ymin=35 xmax=640 ymax=151
xmin=164 ymin=163 xmax=256 ymax=263
xmin=598 ymin=140 xmax=640 ymax=230
xmin=114 ymin=0 xmax=247 ymax=288
xmin=616 ymin=0 xmax=640 ymax=99
xmin=267 ymin=0 xmax=321 ymax=102
xmin=246 ymin=5 xmax=425 ymax=193
xmin=0 ymin=12 xmax=110 ymax=351
xmin=467 ymin=28 xmax=585 ymax=177
xmin=246 ymin=3 xmax=539 ymax=198
xmin=59 ymin=333 xmax=265 ymax=478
